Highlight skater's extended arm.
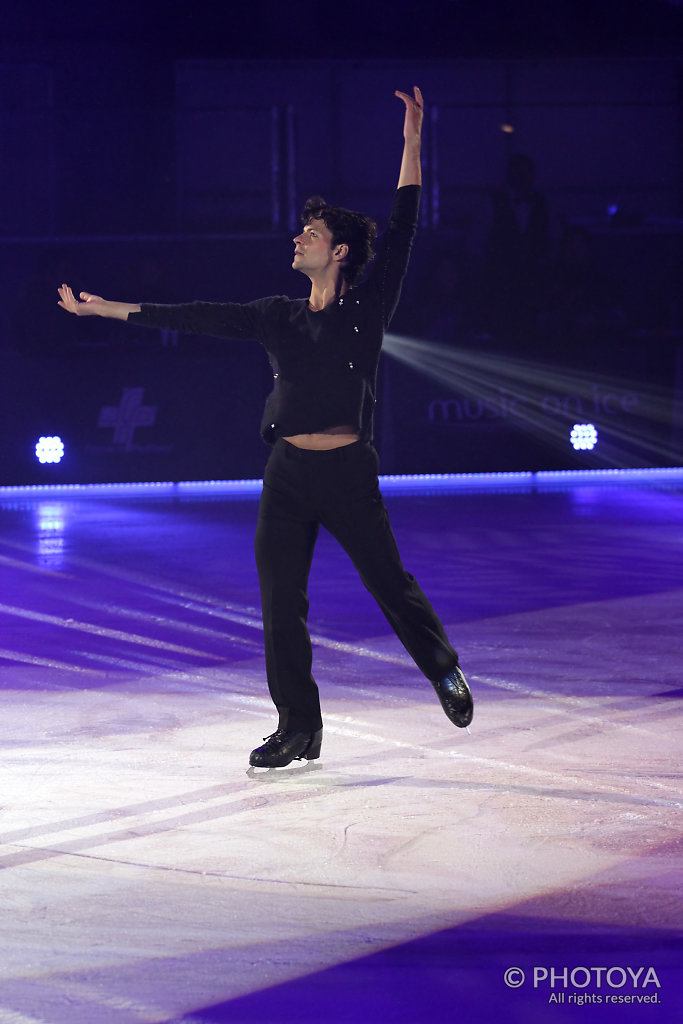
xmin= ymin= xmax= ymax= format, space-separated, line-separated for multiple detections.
xmin=58 ymin=282 xmax=286 ymax=342
xmin=58 ymin=284 xmax=140 ymax=320
xmin=394 ymin=86 xmax=423 ymax=189
xmin=361 ymin=88 xmax=423 ymax=325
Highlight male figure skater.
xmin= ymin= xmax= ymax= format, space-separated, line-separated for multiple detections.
xmin=58 ymin=87 xmax=473 ymax=768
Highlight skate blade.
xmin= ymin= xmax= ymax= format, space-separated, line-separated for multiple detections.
xmin=246 ymin=761 xmax=322 ymax=780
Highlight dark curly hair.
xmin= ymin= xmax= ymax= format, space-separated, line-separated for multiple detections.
xmin=301 ymin=197 xmax=377 ymax=286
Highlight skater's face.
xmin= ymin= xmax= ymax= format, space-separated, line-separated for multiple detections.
xmin=292 ymin=220 xmax=345 ymax=277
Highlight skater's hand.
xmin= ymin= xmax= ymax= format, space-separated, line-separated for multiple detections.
xmin=394 ymin=86 xmax=424 ymax=145
xmin=58 ymin=284 xmax=107 ymax=317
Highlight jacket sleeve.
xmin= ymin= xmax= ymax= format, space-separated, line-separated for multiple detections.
xmin=366 ymin=185 xmax=421 ymax=328
xmin=126 ymin=295 xmax=285 ymax=341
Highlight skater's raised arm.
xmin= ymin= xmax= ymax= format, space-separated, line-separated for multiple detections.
xmin=57 ymin=284 xmax=140 ymax=320
xmin=394 ymin=86 xmax=424 ymax=189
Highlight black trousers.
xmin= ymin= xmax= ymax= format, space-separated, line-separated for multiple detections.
xmin=254 ymin=438 xmax=458 ymax=733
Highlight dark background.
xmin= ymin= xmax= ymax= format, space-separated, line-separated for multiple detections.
xmin=1 ymin=0 xmax=682 ymax=483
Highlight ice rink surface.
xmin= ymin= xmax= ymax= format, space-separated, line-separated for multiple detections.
xmin=0 ymin=471 xmax=681 ymax=1023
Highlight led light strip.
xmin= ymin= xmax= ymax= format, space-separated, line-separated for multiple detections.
xmin=1 ymin=466 xmax=682 ymax=500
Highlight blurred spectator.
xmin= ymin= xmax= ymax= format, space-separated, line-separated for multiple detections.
xmin=118 ymin=252 xmax=179 ymax=348
xmin=540 ymin=225 xmax=627 ymax=359
xmin=401 ymin=247 xmax=475 ymax=346
xmin=483 ymin=153 xmax=550 ymax=348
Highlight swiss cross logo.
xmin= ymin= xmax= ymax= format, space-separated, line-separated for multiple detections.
xmin=98 ymin=387 xmax=157 ymax=450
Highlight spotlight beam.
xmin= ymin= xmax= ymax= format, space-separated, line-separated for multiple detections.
xmin=382 ymin=334 xmax=676 ymax=467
